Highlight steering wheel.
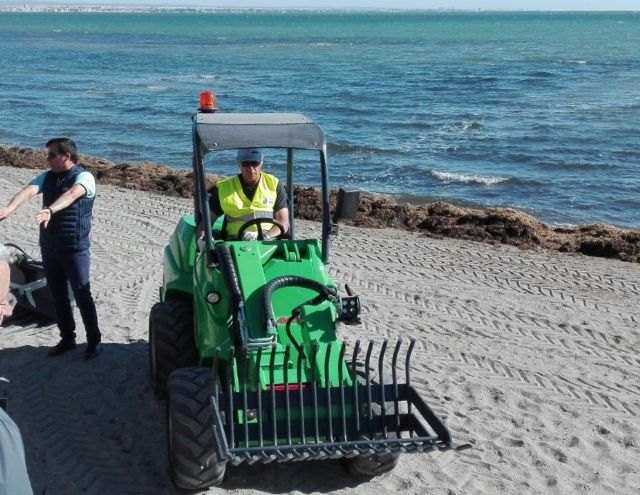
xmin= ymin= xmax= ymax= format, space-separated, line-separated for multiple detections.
xmin=236 ymin=218 xmax=287 ymax=240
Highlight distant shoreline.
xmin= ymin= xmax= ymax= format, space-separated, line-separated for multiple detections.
xmin=0 ymin=7 xmax=638 ymax=14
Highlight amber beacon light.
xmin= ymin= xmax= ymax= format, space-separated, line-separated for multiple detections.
xmin=199 ymin=91 xmax=217 ymax=112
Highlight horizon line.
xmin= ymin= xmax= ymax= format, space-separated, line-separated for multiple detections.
xmin=1 ymin=5 xmax=639 ymax=12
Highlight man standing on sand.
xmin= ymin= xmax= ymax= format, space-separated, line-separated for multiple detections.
xmin=209 ymin=148 xmax=289 ymax=240
xmin=0 ymin=138 xmax=101 ymax=359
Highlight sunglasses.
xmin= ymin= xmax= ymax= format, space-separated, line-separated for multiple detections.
xmin=240 ymin=161 xmax=261 ymax=168
xmin=47 ymin=151 xmax=61 ymax=159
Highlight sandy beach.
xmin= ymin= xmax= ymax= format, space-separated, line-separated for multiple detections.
xmin=1 ymin=165 xmax=639 ymax=495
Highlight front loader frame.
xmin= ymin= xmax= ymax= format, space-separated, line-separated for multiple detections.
xmin=210 ymin=339 xmax=464 ymax=465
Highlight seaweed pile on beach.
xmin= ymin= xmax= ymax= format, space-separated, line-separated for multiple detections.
xmin=2 ymin=145 xmax=638 ymax=263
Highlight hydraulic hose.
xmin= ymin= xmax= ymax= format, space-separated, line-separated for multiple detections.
xmin=215 ymin=244 xmax=244 ymax=346
xmin=262 ymin=276 xmax=337 ymax=331
xmin=215 ymin=244 xmax=242 ymax=308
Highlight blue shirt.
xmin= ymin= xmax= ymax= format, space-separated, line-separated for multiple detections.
xmin=30 ymin=170 xmax=96 ymax=199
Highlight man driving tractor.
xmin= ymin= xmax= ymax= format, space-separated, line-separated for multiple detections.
xmin=208 ymin=149 xmax=289 ymax=240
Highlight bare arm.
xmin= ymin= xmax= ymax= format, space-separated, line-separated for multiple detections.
xmin=198 ymin=210 xmax=219 ymax=240
xmin=0 ymin=245 xmax=14 ymax=323
xmin=0 ymin=260 xmax=13 ymax=323
xmin=0 ymin=184 xmax=40 ymax=221
xmin=36 ymin=184 xmax=87 ymax=229
xmin=270 ymin=207 xmax=290 ymax=238
xmin=204 ymin=187 xmax=221 ymax=239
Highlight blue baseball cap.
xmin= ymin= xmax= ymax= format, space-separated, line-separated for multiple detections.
xmin=236 ymin=149 xmax=263 ymax=163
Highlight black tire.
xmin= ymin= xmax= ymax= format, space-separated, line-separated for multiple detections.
xmin=149 ymin=299 xmax=198 ymax=398
xmin=167 ymin=368 xmax=226 ymax=489
xmin=343 ymin=447 xmax=400 ymax=477
xmin=342 ymin=361 xmax=401 ymax=477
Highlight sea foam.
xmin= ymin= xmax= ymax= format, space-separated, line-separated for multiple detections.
xmin=429 ymin=170 xmax=509 ymax=186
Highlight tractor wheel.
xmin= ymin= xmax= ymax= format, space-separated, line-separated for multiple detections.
xmin=343 ymin=446 xmax=400 ymax=477
xmin=149 ymin=299 xmax=198 ymax=398
xmin=343 ymin=362 xmax=401 ymax=477
xmin=342 ymin=398 xmax=401 ymax=478
xmin=167 ymin=368 xmax=226 ymax=489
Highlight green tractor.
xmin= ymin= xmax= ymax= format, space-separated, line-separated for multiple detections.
xmin=149 ymin=92 xmax=466 ymax=490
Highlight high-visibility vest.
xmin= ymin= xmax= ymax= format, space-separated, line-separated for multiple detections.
xmin=218 ymin=173 xmax=278 ymax=237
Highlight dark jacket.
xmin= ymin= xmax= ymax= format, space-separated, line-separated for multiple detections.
xmin=40 ymin=165 xmax=95 ymax=252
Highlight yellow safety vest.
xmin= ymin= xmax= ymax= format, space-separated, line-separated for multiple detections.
xmin=218 ymin=173 xmax=279 ymax=238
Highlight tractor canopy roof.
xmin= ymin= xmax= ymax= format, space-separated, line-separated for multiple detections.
xmin=194 ymin=113 xmax=326 ymax=156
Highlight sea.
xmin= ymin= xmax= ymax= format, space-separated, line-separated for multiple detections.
xmin=0 ymin=10 xmax=638 ymax=228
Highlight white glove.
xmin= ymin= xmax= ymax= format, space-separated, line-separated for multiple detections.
xmin=241 ymin=231 xmax=258 ymax=241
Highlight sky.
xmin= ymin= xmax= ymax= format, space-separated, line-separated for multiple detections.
xmin=3 ymin=1 xmax=639 ymax=10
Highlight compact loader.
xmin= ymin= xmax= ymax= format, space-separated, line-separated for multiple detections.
xmin=149 ymin=92 xmax=466 ymax=489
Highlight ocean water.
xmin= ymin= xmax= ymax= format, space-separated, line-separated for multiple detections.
xmin=0 ymin=11 xmax=638 ymax=228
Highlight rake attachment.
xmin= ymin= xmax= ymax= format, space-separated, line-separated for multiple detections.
xmin=209 ymin=338 xmax=467 ymax=466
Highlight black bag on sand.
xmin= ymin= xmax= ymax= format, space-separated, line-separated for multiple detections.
xmin=4 ymin=243 xmax=68 ymax=322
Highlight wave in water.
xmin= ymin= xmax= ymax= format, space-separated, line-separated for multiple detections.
xmin=536 ymin=161 xmax=611 ymax=171
xmin=429 ymin=170 xmax=510 ymax=186
xmin=328 ymin=142 xmax=390 ymax=155
xmin=462 ymin=121 xmax=483 ymax=131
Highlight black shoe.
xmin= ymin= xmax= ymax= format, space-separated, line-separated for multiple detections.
xmin=48 ymin=339 xmax=76 ymax=357
xmin=84 ymin=343 xmax=100 ymax=360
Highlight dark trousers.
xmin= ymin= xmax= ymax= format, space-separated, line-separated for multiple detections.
xmin=41 ymin=248 xmax=101 ymax=344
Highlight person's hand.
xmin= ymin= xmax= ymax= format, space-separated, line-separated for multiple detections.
xmin=36 ymin=208 xmax=53 ymax=228
xmin=0 ymin=207 xmax=12 ymax=222
xmin=241 ymin=231 xmax=258 ymax=241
